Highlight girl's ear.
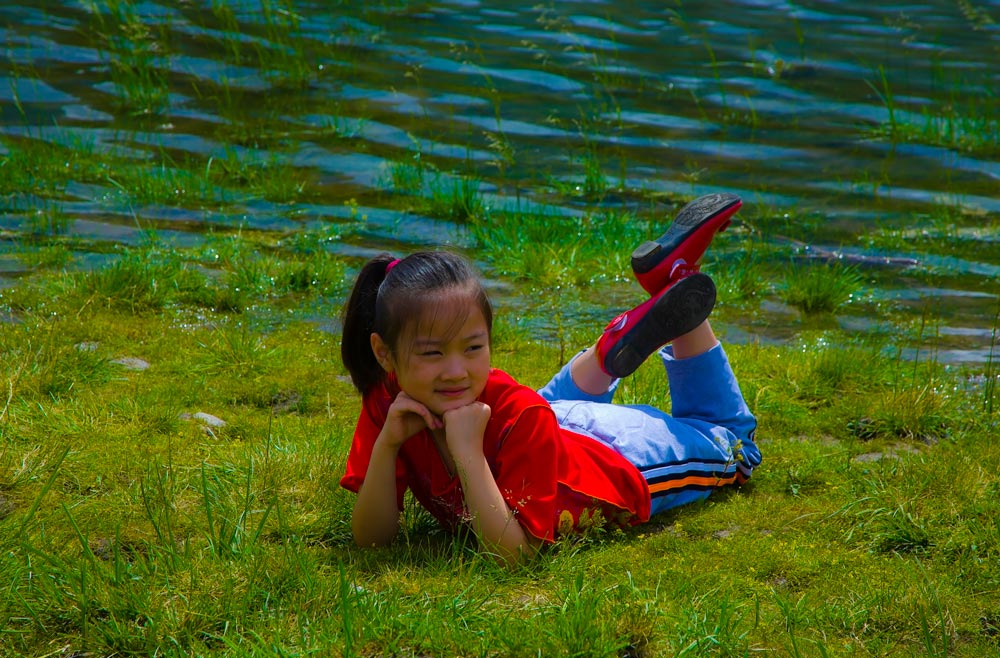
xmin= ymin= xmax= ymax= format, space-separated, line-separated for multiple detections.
xmin=370 ymin=333 xmax=393 ymax=372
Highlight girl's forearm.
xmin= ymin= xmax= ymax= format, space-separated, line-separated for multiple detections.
xmin=352 ymin=440 xmax=402 ymax=547
xmin=454 ymin=453 xmax=538 ymax=565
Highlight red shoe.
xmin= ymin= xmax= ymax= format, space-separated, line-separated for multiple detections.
xmin=596 ymin=273 xmax=716 ymax=378
xmin=631 ymin=193 xmax=741 ymax=294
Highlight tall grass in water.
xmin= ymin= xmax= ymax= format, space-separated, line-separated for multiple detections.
xmin=208 ymin=0 xmax=315 ymax=89
xmin=256 ymin=0 xmax=315 ymax=88
xmin=469 ymin=208 xmax=649 ymax=286
xmin=379 ymin=150 xmax=485 ymax=220
xmin=84 ymin=0 xmax=170 ymax=116
xmin=0 ymin=134 xmax=107 ymax=197
xmin=780 ymin=260 xmax=863 ymax=314
xmin=847 ymin=315 xmax=954 ymax=444
xmin=580 ymin=146 xmax=609 ymax=200
xmin=84 ymin=249 xmax=181 ymax=312
xmin=382 ymin=155 xmax=427 ymax=195
xmin=0 ymin=134 xmax=311 ymax=211
xmin=713 ymin=246 xmax=770 ymax=303
xmin=427 ymin=174 xmax=484 ymax=222
xmin=667 ymin=9 xmax=729 ymax=116
xmin=207 ymin=0 xmax=303 ymax=85
xmin=206 ymin=148 xmax=311 ymax=204
xmin=870 ymin=64 xmax=1000 ymax=156
xmin=16 ymin=243 xmax=73 ymax=270
xmin=24 ymin=202 xmax=71 ymax=237
xmin=986 ymin=297 xmax=999 ymax=419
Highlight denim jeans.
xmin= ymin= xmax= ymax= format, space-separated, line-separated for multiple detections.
xmin=537 ymin=343 xmax=761 ymax=515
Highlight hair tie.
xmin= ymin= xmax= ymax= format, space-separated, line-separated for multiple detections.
xmin=385 ymin=258 xmax=401 ymax=274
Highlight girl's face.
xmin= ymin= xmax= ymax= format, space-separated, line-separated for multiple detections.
xmin=372 ymin=297 xmax=491 ymax=418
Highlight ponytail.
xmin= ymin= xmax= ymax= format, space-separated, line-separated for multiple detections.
xmin=340 ymin=250 xmax=494 ymax=395
xmin=341 ymin=253 xmax=395 ymax=394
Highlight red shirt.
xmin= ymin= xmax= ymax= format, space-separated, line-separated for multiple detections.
xmin=340 ymin=368 xmax=651 ymax=542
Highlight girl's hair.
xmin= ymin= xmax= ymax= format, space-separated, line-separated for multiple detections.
xmin=340 ymin=251 xmax=494 ymax=394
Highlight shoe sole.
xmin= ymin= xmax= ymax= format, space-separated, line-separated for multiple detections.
xmin=631 ymin=192 xmax=742 ymax=278
xmin=602 ymin=273 xmax=717 ymax=378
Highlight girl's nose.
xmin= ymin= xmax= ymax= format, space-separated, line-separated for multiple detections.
xmin=440 ymin=355 xmax=466 ymax=379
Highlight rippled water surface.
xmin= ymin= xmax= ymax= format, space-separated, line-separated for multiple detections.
xmin=1 ymin=1 xmax=998 ymax=362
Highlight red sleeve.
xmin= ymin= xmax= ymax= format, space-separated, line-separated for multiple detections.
xmin=490 ymin=404 xmax=562 ymax=543
xmin=339 ymin=389 xmax=409 ymax=511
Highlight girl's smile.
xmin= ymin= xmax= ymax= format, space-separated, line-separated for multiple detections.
xmin=373 ymin=301 xmax=492 ymax=418
xmin=438 ymin=387 xmax=469 ymax=397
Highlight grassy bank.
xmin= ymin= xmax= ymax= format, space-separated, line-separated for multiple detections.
xmin=0 ymin=236 xmax=997 ymax=657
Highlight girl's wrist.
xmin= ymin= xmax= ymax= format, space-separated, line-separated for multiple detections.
xmin=445 ymin=433 xmax=485 ymax=461
xmin=373 ymin=434 xmax=404 ymax=455
xmin=451 ymin=446 xmax=486 ymax=470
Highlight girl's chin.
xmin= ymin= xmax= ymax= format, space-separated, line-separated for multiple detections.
xmin=432 ymin=397 xmax=472 ymax=414
xmin=435 ymin=402 xmax=466 ymax=414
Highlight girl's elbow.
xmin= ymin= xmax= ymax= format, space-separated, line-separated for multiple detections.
xmin=352 ymin=527 xmax=396 ymax=548
xmin=354 ymin=536 xmax=390 ymax=549
xmin=492 ymin=543 xmax=539 ymax=568
xmin=492 ymin=534 xmax=543 ymax=567
xmin=351 ymin=516 xmax=399 ymax=548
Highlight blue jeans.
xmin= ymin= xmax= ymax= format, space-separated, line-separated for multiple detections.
xmin=538 ymin=343 xmax=761 ymax=515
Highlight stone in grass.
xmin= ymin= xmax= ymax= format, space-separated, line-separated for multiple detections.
xmin=193 ymin=412 xmax=226 ymax=427
xmin=852 ymin=442 xmax=920 ymax=463
xmin=179 ymin=412 xmax=227 ymax=436
xmin=0 ymin=494 xmax=14 ymax=520
xmin=712 ymin=525 xmax=741 ymax=540
xmin=112 ymin=356 xmax=150 ymax=371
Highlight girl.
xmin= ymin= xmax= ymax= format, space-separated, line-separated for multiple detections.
xmin=339 ymin=193 xmax=761 ymax=565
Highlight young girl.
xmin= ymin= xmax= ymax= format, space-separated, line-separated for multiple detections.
xmin=339 ymin=193 xmax=761 ymax=565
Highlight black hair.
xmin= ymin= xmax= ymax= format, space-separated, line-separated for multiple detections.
xmin=340 ymin=251 xmax=494 ymax=394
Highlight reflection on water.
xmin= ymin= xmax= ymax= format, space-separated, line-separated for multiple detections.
xmin=0 ymin=1 xmax=997 ymax=362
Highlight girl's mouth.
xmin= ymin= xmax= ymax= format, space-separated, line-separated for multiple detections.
xmin=437 ymin=387 xmax=467 ymax=398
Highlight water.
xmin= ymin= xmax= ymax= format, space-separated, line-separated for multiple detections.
xmin=0 ymin=1 xmax=998 ymax=363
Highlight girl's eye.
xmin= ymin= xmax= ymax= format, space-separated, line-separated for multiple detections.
xmin=467 ymin=344 xmax=484 ymax=353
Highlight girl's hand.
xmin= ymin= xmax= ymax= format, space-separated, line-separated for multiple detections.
xmin=442 ymin=402 xmax=491 ymax=457
xmin=380 ymin=391 xmax=442 ymax=448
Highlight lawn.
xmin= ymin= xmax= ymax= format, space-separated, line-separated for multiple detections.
xmin=0 ymin=234 xmax=997 ymax=657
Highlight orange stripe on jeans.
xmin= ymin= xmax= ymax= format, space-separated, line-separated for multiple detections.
xmin=647 ymin=472 xmax=741 ymax=494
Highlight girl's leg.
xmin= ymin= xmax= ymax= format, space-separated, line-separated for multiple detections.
xmin=569 ymin=346 xmax=615 ymax=397
xmin=537 ymin=349 xmax=619 ymax=404
xmin=555 ymin=305 xmax=717 ymax=398
xmin=642 ymin=340 xmax=760 ymax=514
xmin=670 ymin=320 xmax=718 ymax=360
xmin=596 ymin=273 xmax=716 ymax=379
xmin=551 ymin=339 xmax=760 ymax=516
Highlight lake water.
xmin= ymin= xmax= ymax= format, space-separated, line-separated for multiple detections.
xmin=1 ymin=1 xmax=998 ymax=364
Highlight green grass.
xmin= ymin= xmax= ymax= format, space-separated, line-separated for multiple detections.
xmin=378 ymin=156 xmax=486 ymax=222
xmin=382 ymin=154 xmax=428 ymax=195
xmin=427 ymin=174 xmax=484 ymax=222
xmin=468 ymin=208 xmax=651 ymax=287
xmin=870 ymin=64 xmax=1000 ymax=156
xmin=85 ymin=0 xmax=171 ymax=116
xmin=713 ymin=245 xmax=771 ymax=303
xmin=0 ymin=134 xmax=109 ymax=198
xmin=16 ymin=242 xmax=73 ymax=269
xmin=0 ymin=134 xmax=314 ymax=214
xmin=861 ymin=205 xmax=1000 ymax=267
xmin=0 ymin=239 xmax=997 ymax=656
xmin=578 ymin=146 xmax=610 ymax=200
xmin=781 ymin=260 xmax=864 ymax=314
xmin=23 ymin=202 xmax=71 ymax=237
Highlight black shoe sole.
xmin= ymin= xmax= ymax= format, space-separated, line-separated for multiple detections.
xmin=631 ymin=193 xmax=742 ymax=274
xmin=603 ymin=273 xmax=717 ymax=379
